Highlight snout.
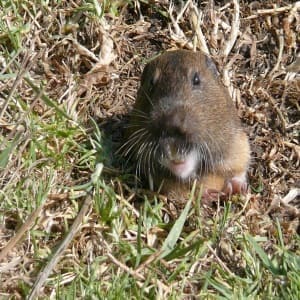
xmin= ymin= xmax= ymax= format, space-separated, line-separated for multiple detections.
xmin=165 ymin=106 xmax=189 ymax=136
xmin=152 ymin=105 xmax=192 ymax=139
xmin=149 ymin=103 xmax=201 ymax=180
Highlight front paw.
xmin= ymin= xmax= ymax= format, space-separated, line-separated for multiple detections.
xmin=222 ymin=174 xmax=248 ymax=195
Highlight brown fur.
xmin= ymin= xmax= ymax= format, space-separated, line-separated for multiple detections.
xmin=123 ymin=50 xmax=250 ymax=199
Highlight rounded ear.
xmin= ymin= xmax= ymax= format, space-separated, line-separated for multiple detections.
xmin=205 ymin=55 xmax=219 ymax=77
xmin=141 ymin=63 xmax=151 ymax=84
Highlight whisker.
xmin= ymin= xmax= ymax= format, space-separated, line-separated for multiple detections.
xmin=123 ymin=135 xmax=146 ymax=157
xmin=130 ymin=108 xmax=149 ymax=118
xmin=140 ymin=87 xmax=154 ymax=108
xmin=123 ymin=122 xmax=148 ymax=129
xmin=119 ymin=129 xmax=148 ymax=154
xmin=149 ymin=141 xmax=158 ymax=177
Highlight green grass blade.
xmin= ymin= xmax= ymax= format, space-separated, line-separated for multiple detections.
xmin=245 ymin=234 xmax=282 ymax=275
xmin=0 ymin=132 xmax=21 ymax=169
xmin=160 ymin=197 xmax=192 ymax=259
xmin=24 ymin=77 xmax=71 ymax=119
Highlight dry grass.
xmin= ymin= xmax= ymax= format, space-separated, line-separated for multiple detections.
xmin=0 ymin=0 xmax=299 ymax=299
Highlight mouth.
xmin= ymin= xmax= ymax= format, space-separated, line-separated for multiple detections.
xmin=161 ymin=150 xmax=198 ymax=180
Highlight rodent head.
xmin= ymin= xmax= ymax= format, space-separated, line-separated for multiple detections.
xmin=123 ymin=50 xmax=240 ymax=182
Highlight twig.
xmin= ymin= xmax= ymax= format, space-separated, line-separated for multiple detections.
xmin=0 ymin=205 xmax=43 ymax=262
xmin=176 ymin=0 xmax=192 ymax=22
xmin=0 ymin=48 xmax=23 ymax=75
xmin=269 ymin=29 xmax=285 ymax=78
xmin=258 ymin=88 xmax=287 ymax=131
xmin=222 ymin=54 xmax=239 ymax=88
xmin=190 ymin=4 xmax=210 ymax=55
xmin=100 ymin=231 xmax=170 ymax=293
xmin=0 ymin=51 xmax=37 ymax=119
xmin=257 ymin=4 xmax=300 ymax=15
xmin=135 ymin=0 xmax=144 ymax=21
xmin=168 ymin=1 xmax=193 ymax=49
xmin=283 ymin=141 xmax=300 ymax=159
xmin=281 ymin=188 xmax=300 ymax=205
xmin=135 ymin=250 xmax=163 ymax=273
xmin=27 ymin=193 xmax=93 ymax=299
xmin=207 ymin=243 xmax=235 ymax=277
xmin=106 ymin=252 xmax=145 ymax=281
xmin=168 ymin=2 xmax=185 ymax=38
xmin=246 ymin=2 xmax=300 ymax=19
xmin=66 ymin=37 xmax=99 ymax=62
xmin=221 ymin=0 xmax=240 ymax=58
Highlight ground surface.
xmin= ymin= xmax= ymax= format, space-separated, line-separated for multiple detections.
xmin=0 ymin=1 xmax=299 ymax=299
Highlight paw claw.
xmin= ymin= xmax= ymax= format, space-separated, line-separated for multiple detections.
xmin=223 ymin=175 xmax=248 ymax=196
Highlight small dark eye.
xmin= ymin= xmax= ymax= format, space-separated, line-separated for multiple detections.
xmin=192 ymin=72 xmax=200 ymax=86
